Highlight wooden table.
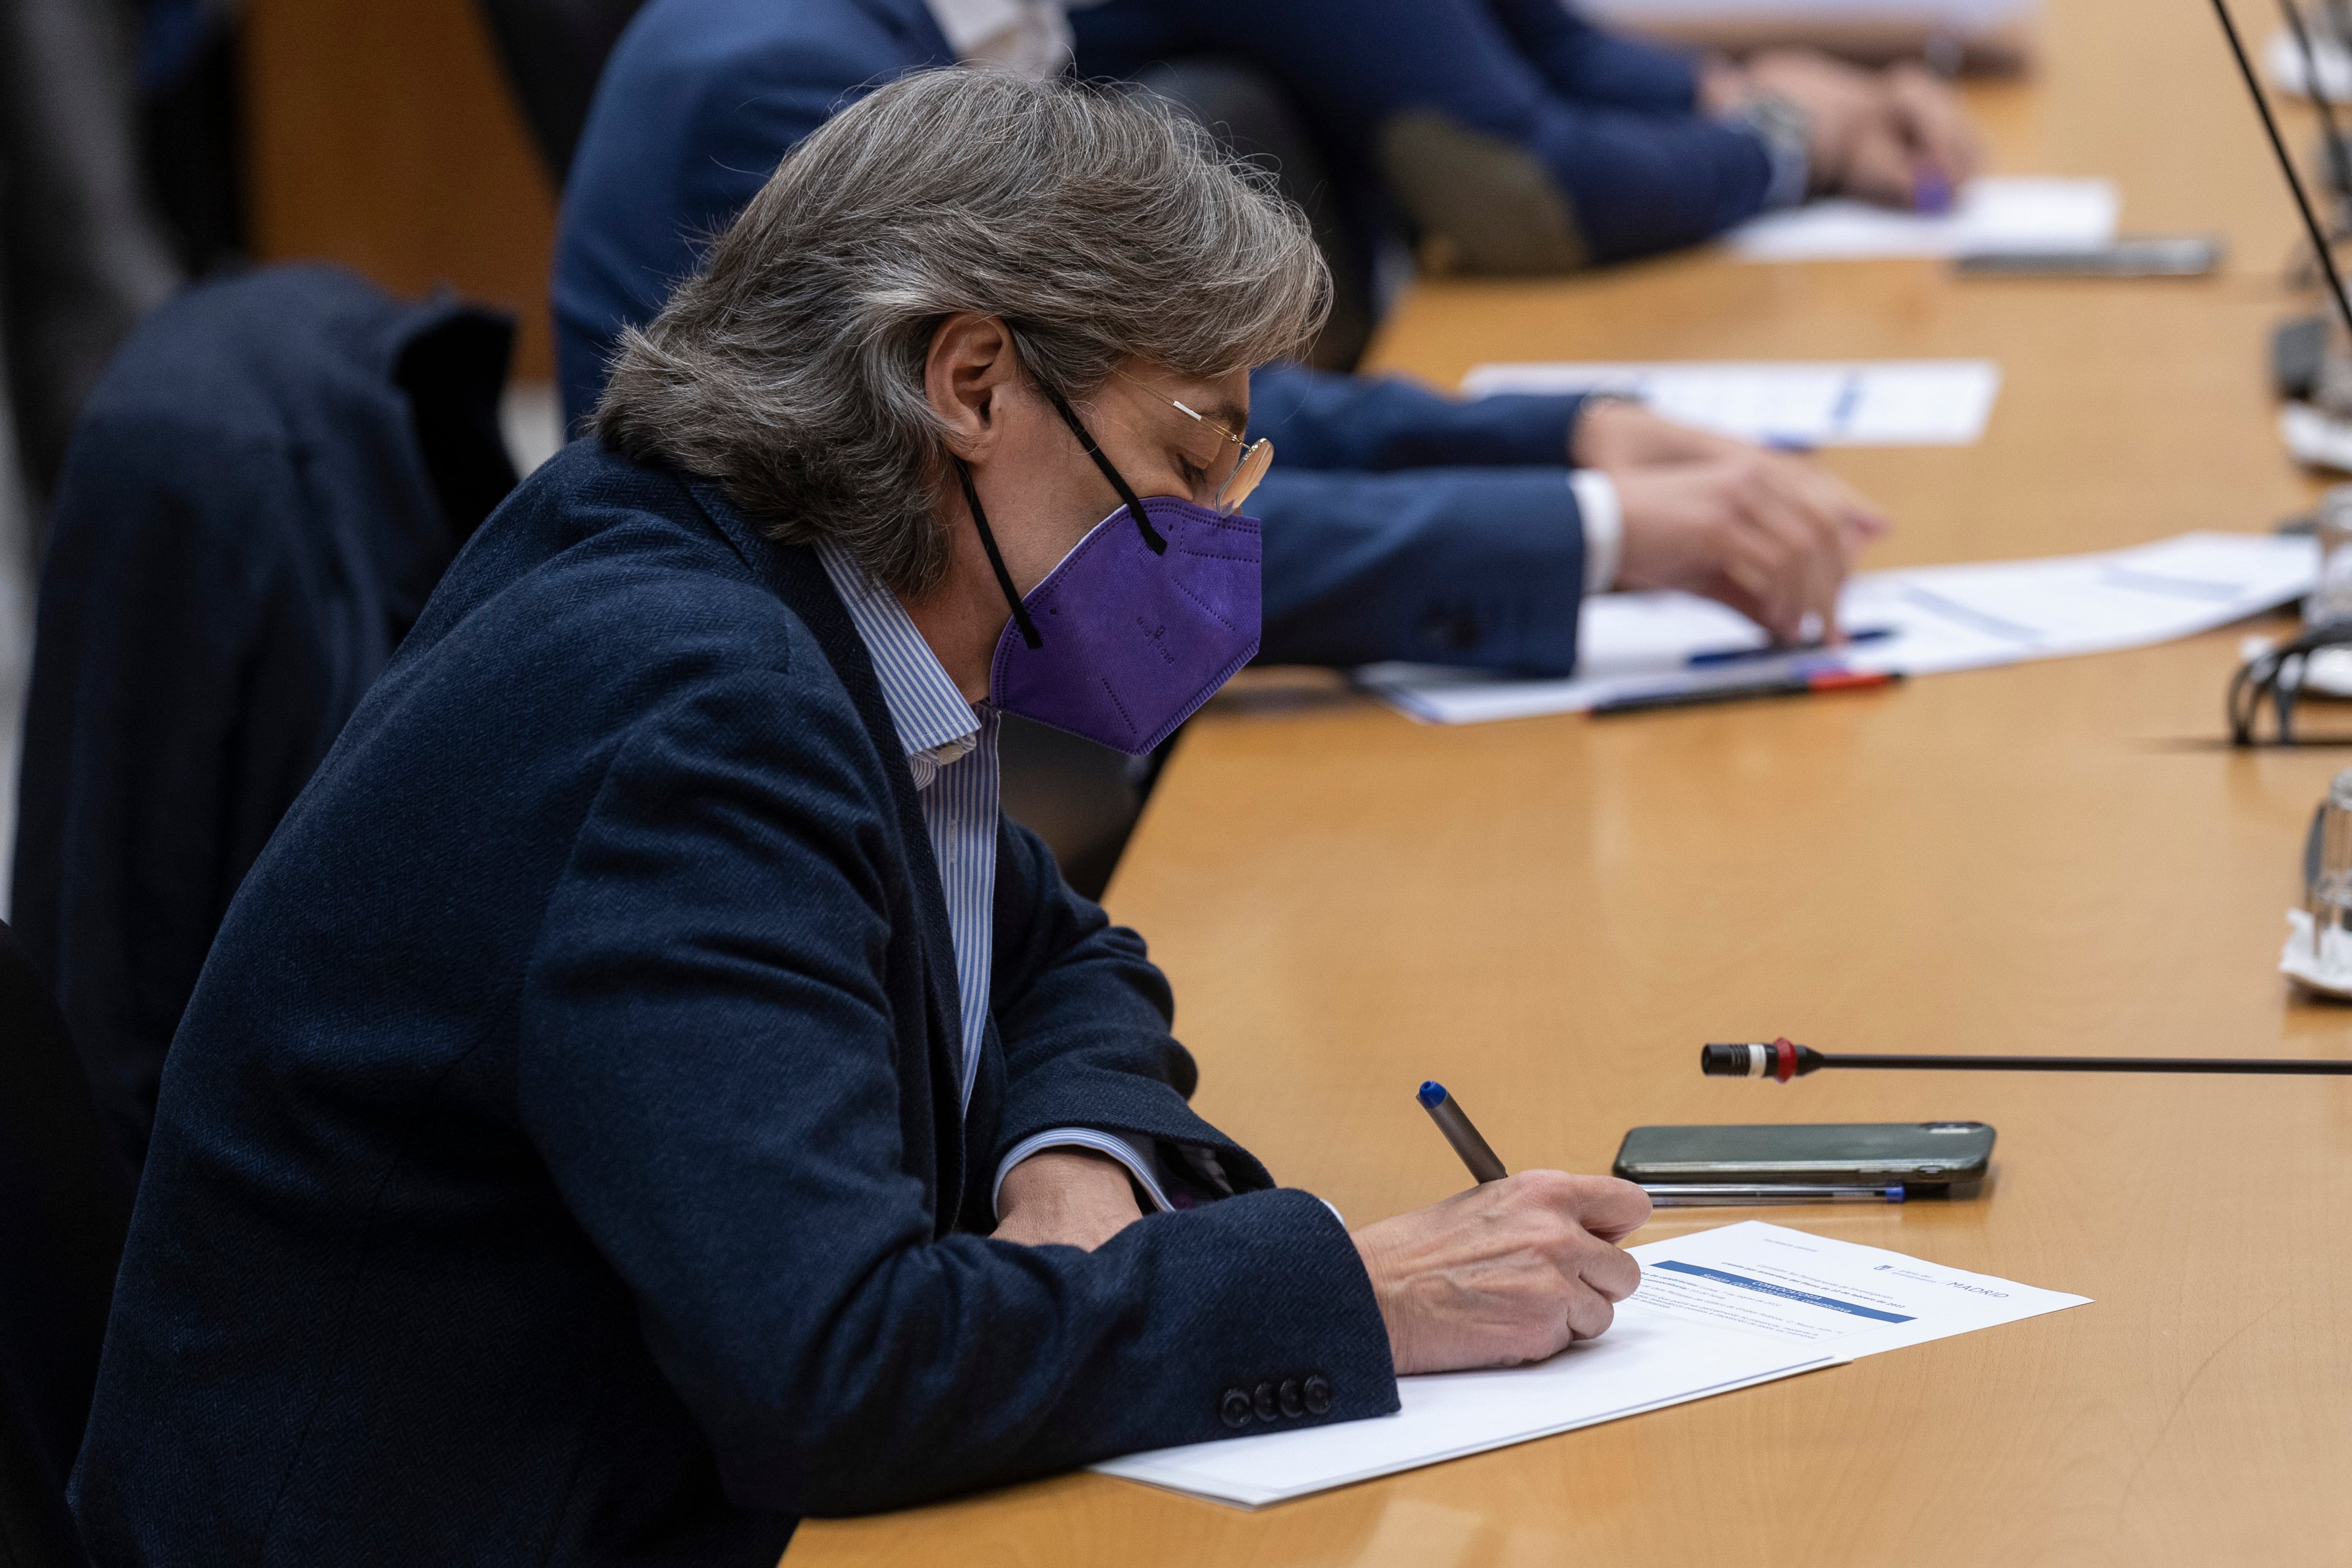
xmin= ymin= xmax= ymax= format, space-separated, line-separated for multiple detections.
xmin=792 ymin=1 xmax=2352 ymax=1560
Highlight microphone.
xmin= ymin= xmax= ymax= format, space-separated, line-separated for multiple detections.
xmin=2210 ymin=0 xmax=2352 ymax=333
xmin=1701 ymin=1037 xmax=2352 ymax=1081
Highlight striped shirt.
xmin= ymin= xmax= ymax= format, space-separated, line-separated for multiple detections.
xmin=814 ymin=541 xmax=1177 ymax=1216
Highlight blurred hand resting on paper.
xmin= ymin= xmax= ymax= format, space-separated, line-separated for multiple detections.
xmin=1700 ymin=50 xmax=1983 ymax=210
xmin=1575 ymin=399 xmax=1888 ymax=644
xmin=1349 ymin=1171 xmax=1652 ymax=1375
xmin=992 ymin=1149 xmax=1145 ymax=1251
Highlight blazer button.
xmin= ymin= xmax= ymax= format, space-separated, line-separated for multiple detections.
xmin=1253 ymin=1382 xmax=1279 ymax=1422
xmin=1220 ymin=1388 xmax=1253 ymax=1429
xmin=1302 ymin=1374 xmax=1332 ymax=1415
xmin=1279 ymin=1378 xmax=1304 ymax=1418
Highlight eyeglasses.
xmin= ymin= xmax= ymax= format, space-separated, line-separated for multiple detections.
xmin=1113 ymin=370 xmax=1273 ymax=514
xmin=2228 ymin=621 xmax=2352 ymax=745
xmin=1170 ymin=399 xmax=1272 ymax=514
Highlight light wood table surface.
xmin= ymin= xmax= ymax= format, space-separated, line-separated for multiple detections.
xmin=791 ymin=0 xmax=2352 ymax=1561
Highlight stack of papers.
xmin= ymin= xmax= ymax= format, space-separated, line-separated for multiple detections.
xmin=1360 ymin=532 xmax=2316 ymax=726
xmin=1461 ymin=360 xmax=1999 ymax=446
xmin=1095 ymin=1222 xmax=2088 ymax=1508
xmin=1726 ymin=176 xmax=2117 ymax=262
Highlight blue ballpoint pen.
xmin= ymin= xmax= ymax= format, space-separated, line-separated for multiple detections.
xmin=1686 ymin=626 xmax=1897 ymax=668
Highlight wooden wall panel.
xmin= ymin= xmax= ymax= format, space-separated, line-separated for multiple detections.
xmin=243 ymin=0 xmax=558 ymax=379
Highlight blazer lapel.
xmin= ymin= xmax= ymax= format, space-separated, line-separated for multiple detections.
xmin=684 ymin=479 xmax=970 ymax=1230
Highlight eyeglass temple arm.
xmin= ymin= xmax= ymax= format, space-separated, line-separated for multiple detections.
xmin=1038 ymin=384 xmax=1169 ymax=555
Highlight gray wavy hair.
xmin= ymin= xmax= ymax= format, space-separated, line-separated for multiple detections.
xmin=595 ymin=69 xmax=1332 ymax=595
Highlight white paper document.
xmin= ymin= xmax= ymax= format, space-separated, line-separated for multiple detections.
xmin=1627 ymin=1221 xmax=2089 ymax=1359
xmin=1460 ymin=359 xmax=1999 ymax=446
xmin=2279 ymin=400 xmax=2352 ymax=474
xmin=2266 ymin=26 xmax=2352 ymax=102
xmin=1725 ymin=176 xmax=2117 ymax=262
xmin=1360 ymin=531 xmax=2317 ymax=726
xmin=1093 ymin=1223 xmax=2086 ymax=1509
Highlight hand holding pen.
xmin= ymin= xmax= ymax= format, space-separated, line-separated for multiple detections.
xmin=1343 ymin=1084 xmax=1649 ymax=1373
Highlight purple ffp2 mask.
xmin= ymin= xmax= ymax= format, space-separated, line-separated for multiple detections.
xmin=987 ymin=495 xmax=1262 ymax=755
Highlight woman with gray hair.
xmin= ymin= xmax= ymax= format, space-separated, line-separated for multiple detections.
xmin=73 ymin=71 xmax=1648 ymax=1567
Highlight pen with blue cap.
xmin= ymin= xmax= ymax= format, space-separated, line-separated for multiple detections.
xmin=1417 ymin=1081 xmax=1507 ymax=1183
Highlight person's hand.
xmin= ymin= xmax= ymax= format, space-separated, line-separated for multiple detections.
xmin=1885 ymin=61 xmax=1983 ymax=198
xmin=1735 ymin=49 xmax=1983 ymax=210
xmin=1573 ymin=397 xmax=1751 ymax=470
xmin=1351 ymin=1172 xmax=1650 ymax=1375
xmin=1740 ymin=49 xmax=1902 ymax=200
xmin=1610 ymin=450 xmax=1889 ymax=642
xmin=993 ymin=1149 xmax=1144 ymax=1251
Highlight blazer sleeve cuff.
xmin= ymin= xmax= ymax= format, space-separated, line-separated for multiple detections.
xmin=1109 ymin=1187 xmax=1399 ymax=1444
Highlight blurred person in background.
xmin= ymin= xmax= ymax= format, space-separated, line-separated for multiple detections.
xmin=557 ymin=0 xmax=1896 ymax=680
xmin=1074 ymin=0 xmax=1983 ymax=295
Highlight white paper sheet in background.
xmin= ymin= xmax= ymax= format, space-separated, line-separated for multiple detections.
xmin=1460 ymin=359 xmax=1999 ymax=446
xmin=2265 ymin=25 xmax=2352 ymax=100
xmin=2279 ymin=400 xmax=2352 ymax=474
xmin=1359 ymin=531 xmax=2317 ymax=725
xmin=1093 ymin=1223 xmax=2088 ymax=1509
xmin=1725 ymin=176 xmax=2117 ymax=262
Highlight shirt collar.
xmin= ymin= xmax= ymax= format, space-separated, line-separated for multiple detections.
xmin=813 ymin=540 xmax=981 ymax=776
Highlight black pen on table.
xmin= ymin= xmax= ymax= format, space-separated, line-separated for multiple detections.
xmin=1416 ymin=1082 xmax=1902 ymax=1205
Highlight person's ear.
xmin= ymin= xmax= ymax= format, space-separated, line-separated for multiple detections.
xmin=925 ymin=314 xmax=1021 ymax=461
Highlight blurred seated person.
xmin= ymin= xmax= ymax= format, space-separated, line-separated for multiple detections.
xmin=556 ymin=0 xmax=1893 ymax=671
xmin=71 ymin=75 xmax=1655 ymax=1566
xmin=1073 ymin=0 xmax=1985 ymax=279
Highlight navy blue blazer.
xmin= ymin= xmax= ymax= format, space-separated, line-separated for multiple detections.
xmin=69 ymin=443 xmax=1396 ymax=1567
xmin=1076 ymin=0 xmax=1773 ymax=267
xmin=552 ymin=0 xmax=1598 ymax=675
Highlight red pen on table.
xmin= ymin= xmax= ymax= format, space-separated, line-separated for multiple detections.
xmin=1589 ymin=669 xmax=1903 ymax=718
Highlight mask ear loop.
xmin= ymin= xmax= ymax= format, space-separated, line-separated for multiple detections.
xmin=1037 ymin=383 xmax=1169 ymax=555
xmin=953 ymin=456 xmax=1042 ymax=650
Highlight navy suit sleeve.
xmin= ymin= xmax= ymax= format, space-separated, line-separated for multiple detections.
xmin=1490 ymin=0 xmax=1701 ymax=114
xmin=554 ymin=2 xmax=951 ymax=426
xmin=984 ymin=820 xmax=1283 ymax=1188
xmin=1074 ymin=0 xmax=1772 ymax=262
xmin=1254 ymin=465 xmax=1585 ymax=673
xmin=517 ymin=671 xmax=1395 ymax=1516
xmin=1250 ymin=363 xmax=1583 ymax=471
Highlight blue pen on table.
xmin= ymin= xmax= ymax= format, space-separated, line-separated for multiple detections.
xmin=1686 ymin=626 xmax=1897 ymax=668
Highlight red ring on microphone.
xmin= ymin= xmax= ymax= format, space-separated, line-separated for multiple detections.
xmin=1773 ymin=1037 xmax=1797 ymax=1082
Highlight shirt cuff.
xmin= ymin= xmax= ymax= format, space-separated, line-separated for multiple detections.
xmin=993 ymin=1128 xmax=1177 ymax=1218
xmin=1569 ymin=469 xmax=1624 ymax=595
xmin=1724 ymin=98 xmax=1811 ymax=210
xmin=992 ymin=1131 xmax=1346 ymax=1228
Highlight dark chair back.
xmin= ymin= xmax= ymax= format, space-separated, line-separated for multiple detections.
xmin=11 ymin=265 xmax=517 ymax=1177
xmin=0 ymin=919 xmax=129 ymax=1567
xmin=475 ymin=0 xmax=649 ymax=181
